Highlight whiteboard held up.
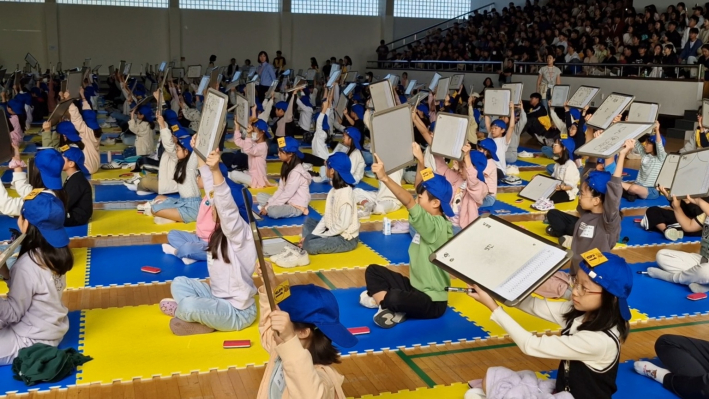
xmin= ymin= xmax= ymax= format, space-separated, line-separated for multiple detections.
xmin=431 ymin=112 xmax=468 ymax=161
xmin=627 ymin=101 xmax=660 ymax=123
xmin=518 ymin=174 xmax=562 ymax=202
xmin=575 ymin=122 xmax=654 ymax=158
xmin=566 ymin=85 xmax=600 ymax=109
xmin=653 ymin=153 xmax=681 ymax=189
xmin=234 ymin=93 xmax=250 ymax=130
xmin=449 ymin=74 xmax=465 ymax=92
xmin=370 ymin=79 xmax=396 ymax=112
xmin=435 ymin=77 xmax=451 ymax=101
xmin=187 ymin=65 xmax=202 ymax=79
xmin=483 ymin=89 xmax=512 ymax=117
xmin=501 ymin=83 xmax=523 ymax=105
xmin=702 ymin=99 xmax=709 ymax=129
xmin=667 ymin=148 xmax=709 ymax=199
xmin=405 ymin=80 xmax=418 ymax=96
xmin=196 ymin=76 xmax=210 ymax=96
xmin=428 ymin=73 xmax=442 ymax=91
xmin=66 ymin=71 xmax=83 ymax=99
xmin=0 ymin=108 xmax=13 ymax=164
xmin=429 ymin=214 xmax=572 ymax=306
xmin=550 ymin=85 xmax=570 ymax=108
xmin=371 ymin=104 xmax=415 ymax=174
xmin=194 ymin=88 xmax=228 ymax=161
xmin=587 ymin=92 xmax=634 ymax=130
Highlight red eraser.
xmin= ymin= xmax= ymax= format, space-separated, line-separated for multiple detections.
xmin=634 ymin=218 xmax=642 ymax=223
xmin=140 ymin=266 xmax=161 ymax=274
xmin=348 ymin=327 xmax=370 ymax=335
xmin=223 ymin=340 xmax=251 ymax=348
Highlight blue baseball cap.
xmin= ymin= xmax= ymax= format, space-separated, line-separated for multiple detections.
xmin=478 ymin=138 xmax=499 ymax=162
xmin=7 ymin=98 xmax=25 ymax=115
xmin=217 ymin=164 xmax=253 ymax=222
xmin=585 ymin=171 xmax=612 ymax=194
xmin=561 ymin=137 xmax=576 ymax=160
xmin=61 ymin=146 xmax=90 ymax=177
xmin=164 ymin=109 xmax=179 ymax=126
xmin=579 ymin=251 xmax=633 ymax=321
xmin=429 ymin=121 xmax=436 ymax=132
xmin=351 ymin=104 xmax=365 ymax=120
xmin=647 ymin=134 xmax=666 ymax=147
xmin=421 ymin=173 xmax=455 ymax=217
xmin=326 ymin=152 xmax=355 ymax=185
xmin=81 ymin=110 xmax=101 ymax=131
xmin=416 ymin=104 xmax=429 ymax=115
xmin=275 ymin=101 xmax=288 ymax=111
xmin=56 ymin=121 xmax=81 ymax=143
xmin=183 ymin=92 xmax=193 ymax=106
xmin=253 ymin=119 xmax=271 ymax=139
xmin=299 ymin=96 xmax=312 ymax=108
xmin=469 ymin=151 xmax=487 ymax=183
xmin=344 ymin=127 xmax=362 ymax=150
xmin=256 ymin=101 xmax=264 ymax=113
xmin=491 ymin=119 xmax=508 ymax=131
xmin=278 ymin=284 xmax=358 ymax=348
xmin=179 ymin=136 xmax=193 ymax=152
xmin=278 ymin=136 xmax=304 ymax=159
xmin=21 ymin=192 xmax=69 ymax=248
xmin=138 ymin=105 xmax=154 ymax=122
xmin=35 ymin=149 xmax=65 ymax=190
xmin=569 ymin=108 xmax=581 ymax=121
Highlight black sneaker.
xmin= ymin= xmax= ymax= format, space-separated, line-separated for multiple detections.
xmin=373 ymin=307 xmax=406 ymax=329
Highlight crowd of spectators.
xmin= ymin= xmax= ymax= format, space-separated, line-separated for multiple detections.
xmin=377 ymin=0 xmax=709 ymax=78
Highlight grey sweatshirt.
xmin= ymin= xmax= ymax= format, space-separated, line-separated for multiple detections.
xmin=0 ymin=253 xmax=69 ymax=341
xmin=570 ymin=176 xmax=622 ymax=274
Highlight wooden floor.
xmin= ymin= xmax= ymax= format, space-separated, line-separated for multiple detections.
xmin=5 ymin=136 xmax=709 ymax=399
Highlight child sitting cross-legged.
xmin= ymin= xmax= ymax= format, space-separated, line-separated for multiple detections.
xmin=361 ymin=151 xmax=454 ymax=328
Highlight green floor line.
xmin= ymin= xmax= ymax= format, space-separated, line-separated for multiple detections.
xmin=269 ymin=227 xmax=284 ymax=237
xmin=396 ymin=351 xmax=437 ymax=388
xmin=315 ymin=271 xmax=337 ymax=290
xmin=631 ymin=318 xmax=709 ymax=332
xmin=408 ymin=342 xmax=517 ymax=359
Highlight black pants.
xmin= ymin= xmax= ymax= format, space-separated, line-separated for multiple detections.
xmin=550 ymin=190 xmax=573 ymax=204
xmin=221 ymin=151 xmax=248 ymax=171
xmin=301 ymin=153 xmax=325 ymax=167
xmin=656 ymin=334 xmax=709 ymax=398
xmin=365 ymin=264 xmax=447 ymax=319
xmin=546 ymin=209 xmax=578 ymax=237
xmin=132 ymin=156 xmax=159 ymax=173
xmin=646 ymin=206 xmax=702 ymax=237
xmin=257 ymin=85 xmax=269 ymax=102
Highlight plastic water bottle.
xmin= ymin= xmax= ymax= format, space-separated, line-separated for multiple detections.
xmin=383 ymin=217 xmax=391 ymax=236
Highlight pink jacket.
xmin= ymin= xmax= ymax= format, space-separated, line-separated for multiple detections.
xmin=234 ymin=136 xmax=270 ymax=188
xmin=68 ymin=102 xmax=100 ymax=174
xmin=435 ymin=155 xmax=488 ymax=228
xmin=484 ymin=160 xmax=498 ymax=196
xmin=196 ymin=165 xmax=217 ymax=241
xmin=267 ymin=163 xmax=312 ymax=213
xmin=9 ymin=115 xmax=23 ymax=147
xmin=256 ymin=286 xmax=347 ymax=399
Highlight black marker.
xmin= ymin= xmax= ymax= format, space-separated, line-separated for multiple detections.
xmin=445 ymin=287 xmax=476 ymax=293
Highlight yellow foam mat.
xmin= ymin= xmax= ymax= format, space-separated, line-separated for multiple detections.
xmin=496 ymin=193 xmax=579 ymax=213
xmin=310 ymin=200 xmax=409 ymax=223
xmin=24 ymin=129 xmax=42 ymax=136
xmin=0 ymin=248 xmax=88 ymax=295
xmin=266 ymin=162 xmax=320 ymax=175
xmin=354 ymin=383 xmax=468 ymax=398
xmin=514 ymin=220 xmax=556 ymax=242
xmin=91 ymin=168 xmax=134 ymax=181
xmin=269 ymin=235 xmax=388 ymax=274
xmin=518 ymin=155 xmax=555 ymax=166
xmin=248 ymin=185 xmax=279 ymax=196
xmin=77 ymin=304 xmax=268 ymax=383
xmin=88 ymin=210 xmax=196 ymax=237
xmin=517 ymin=170 xmax=549 ymax=182
xmin=99 ymin=142 xmax=127 ymax=152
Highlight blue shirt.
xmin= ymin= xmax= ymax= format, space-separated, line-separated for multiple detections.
xmin=259 ymin=62 xmax=277 ymax=86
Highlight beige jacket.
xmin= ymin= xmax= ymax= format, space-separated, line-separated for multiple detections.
xmin=256 ymin=286 xmax=346 ymax=399
xmin=68 ymin=102 xmax=100 ymax=174
xmin=128 ymin=117 xmax=155 ymax=157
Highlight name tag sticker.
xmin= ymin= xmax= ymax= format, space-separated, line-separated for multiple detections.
xmin=581 ymin=248 xmax=608 ymax=267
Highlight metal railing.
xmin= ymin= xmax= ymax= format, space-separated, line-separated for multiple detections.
xmin=385 ymin=3 xmax=496 ymax=53
xmin=367 ymin=59 xmax=706 ymax=81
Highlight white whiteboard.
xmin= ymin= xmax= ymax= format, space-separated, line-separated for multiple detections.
xmin=483 ymin=89 xmax=512 ymax=117
xmin=567 ymin=85 xmax=600 ymax=109
xmin=587 ymin=93 xmax=634 ymax=130
xmin=428 ymin=73 xmax=442 ymax=91
xmin=702 ymin=99 xmax=709 ymax=129
xmin=370 ymin=80 xmax=396 ymax=112
xmin=550 ymin=85 xmax=570 ymax=107
xmin=235 ymin=93 xmax=250 ymax=130
xmin=405 ymin=80 xmax=417 ymax=95
xmin=670 ymin=149 xmax=709 ymax=198
xmin=654 ymin=153 xmax=681 ymax=189
xmin=501 ymin=83 xmax=523 ymax=105
xmin=450 ymin=74 xmax=465 ymax=91
xmin=246 ymin=82 xmax=256 ymax=107
xmin=430 ymin=214 xmax=571 ymax=306
xmin=265 ymin=80 xmax=278 ymax=98
xmin=196 ymin=76 xmax=210 ymax=96
xmin=187 ymin=65 xmax=202 ymax=78
xmin=431 ymin=112 xmax=468 ymax=160
xmin=435 ymin=77 xmax=450 ymax=101
xmin=343 ymin=83 xmax=356 ymax=96
xmin=371 ymin=104 xmax=415 ymax=174
xmin=627 ymin=102 xmax=659 ymax=123
xmin=194 ymin=88 xmax=228 ymax=160
xmin=345 ymin=71 xmax=358 ymax=82
xmin=327 ymin=70 xmax=341 ymax=88
xmin=385 ymin=74 xmax=399 ymax=88
xmin=519 ymin=174 xmax=561 ymax=201
xmin=336 ymin=93 xmax=348 ymax=118
xmin=575 ymin=122 xmax=653 ymax=157
xmin=305 ymin=69 xmax=317 ymax=80
xmin=67 ymin=71 xmax=83 ymax=99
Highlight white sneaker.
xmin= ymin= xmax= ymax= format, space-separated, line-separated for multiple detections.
xmin=123 ymin=182 xmax=138 ymax=191
xmin=275 ymin=248 xmax=310 ymax=268
xmin=162 ymin=244 xmax=176 ymax=255
xmin=153 ymin=216 xmax=174 ymax=225
xmin=664 ymin=228 xmax=684 ymax=242
xmin=312 ymin=176 xmax=324 ymax=183
xmin=640 ymin=215 xmax=649 ymax=230
xmin=138 ymin=202 xmax=151 ymax=212
xmin=103 ymin=160 xmax=124 ymax=170
xmin=181 ymin=257 xmax=197 ymax=265
xmin=270 ymin=246 xmax=298 ymax=263
xmin=518 ymin=151 xmax=534 ymax=158
xmin=143 ymin=206 xmax=153 ymax=216
xmin=559 ymin=235 xmax=573 ymax=249
xmin=357 ymin=205 xmax=371 ymax=220
xmin=359 ymin=291 xmax=378 ymax=309
xmin=105 ymin=116 xmax=117 ymax=123
xmin=506 ymin=165 xmax=520 ymax=176
xmin=126 ymin=174 xmax=141 ymax=184
xmin=121 ymin=162 xmax=136 ymax=170
xmin=136 ymin=190 xmax=153 ymax=196
xmin=101 ymin=138 xmax=116 ymax=146
xmin=391 ymin=221 xmax=410 ymax=234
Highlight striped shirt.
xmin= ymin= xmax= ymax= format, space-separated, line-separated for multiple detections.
xmin=635 ymin=138 xmax=667 ymax=187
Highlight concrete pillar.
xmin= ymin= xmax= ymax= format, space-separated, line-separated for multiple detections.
xmin=168 ymin=0 xmax=182 ymax=65
xmin=380 ymin=0 xmax=394 ymax=43
xmin=44 ymin=0 xmax=60 ymax=67
xmin=280 ymin=0 xmax=293 ymax=63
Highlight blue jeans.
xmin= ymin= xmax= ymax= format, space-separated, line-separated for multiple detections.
xmin=256 ymin=193 xmax=303 ymax=219
xmin=170 ymin=276 xmax=257 ymax=331
xmin=151 ymin=197 xmax=202 ymax=223
xmin=482 ymin=194 xmax=496 ymax=207
xmin=541 ymin=146 xmax=554 ymax=159
xmin=362 ymin=151 xmax=373 ymax=165
xmin=645 ymin=186 xmax=660 ymax=200
xmin=111 ymin=112 xmax=130 ymax=124
xmin=301 ymin=217 xmax=358 ymax=255
xmin=167 ymin=230 xmax=208 ymax=261
xmin=546 ymin=163 xmax=555 ymax=175
xmin=120 ymin=132 xmax=136 ymax=146
xmin=0 ymin=243 xmax=19 ymax=269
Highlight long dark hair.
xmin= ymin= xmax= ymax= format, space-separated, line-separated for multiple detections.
xmin=173 ymin=143 xmax=192 ymax=185
xmin=280 ymin=151 xmax=301 ymax=182
xmin=208 ymin=222 xmax=231 ymax=264
xmin=331 ymin=170 xmax=353 ymax=189
xmin=17 ymin=114 xmax=27 ymax=132
xmin=555 ymin=139 xmax=570 ymax=165
xmin=28 ymin=158 xmax=68 ymax=208
xmin=19 ymin=224 xmax=74 ymax=276
xmin=93 ymin=127 xmax=103 ymax=139
xmin=563 ymin=289 xmax=630 ymax=342
xmin=258 ymin=51 xmax=270 ymax=64
xmin=292 ymin=322 xmax=341 ymax=365
xmin=59 ymin=135 xmax=85 ymax=150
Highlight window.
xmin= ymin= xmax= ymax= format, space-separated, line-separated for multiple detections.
xmin=292 ymin=0 xmax=378 ymax=16
xmin=57 ymin=0 xmax=167 ymax=7
xmin=394 ymin=0 xmax=469 ymax=19
xmin=179 ymin=0 xmax=277 ymax=12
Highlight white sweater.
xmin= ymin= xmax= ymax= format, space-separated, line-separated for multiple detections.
xmin=349 ymin=149 xmax=365 ymax=184
xmin=552 ymin=160 xmax=580 ymax=200
xmin=313 ymin=186 xmax=359 ymax=240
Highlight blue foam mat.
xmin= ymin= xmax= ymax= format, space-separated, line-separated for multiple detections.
xmin=93 ymin=184 xmax=180 ymax=203
xmin=620 ymin=195 xmax=669 ymax=209
xmin=88 ymin=244 xmax=208 ymax=287
xmin=1 ymin=169 xmax=11 ymax=184
xmin=546 ymin=359 xmax=678 ymax=398
xmin=629 ymin=262 xmax=709 ymax=318
xmin=620 ymin=217 xmax=701 ymax=247
xmin=308 ymin=180 xmax=377 ymax=194
xmin=0 ymin=215 xmax=87 ymax=241
xmin=0 ymin=312 xmax=82 ymax=395
xmin=99 ymin=153 xmax=125 ymax=164
xmin=498 ymin=178 xmax=529 ymax=187
xmin=358 ymin=231 xmax=412 ymax=265
xmin=480 ymin=200 xmax=529 ymax=216
xmin=255 ymin=206 xmax=321 ymax=228
xmin=510 ymin=159 xmax=542 ymax=167
xmin=332 ymin=288 xmax=488 ymax=353
xmin=21 ymin=143 xmax=37 ymax=153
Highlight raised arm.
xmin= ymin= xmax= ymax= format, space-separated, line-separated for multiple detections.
xmin=372 ymin=151 xmax=416 ymax=210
